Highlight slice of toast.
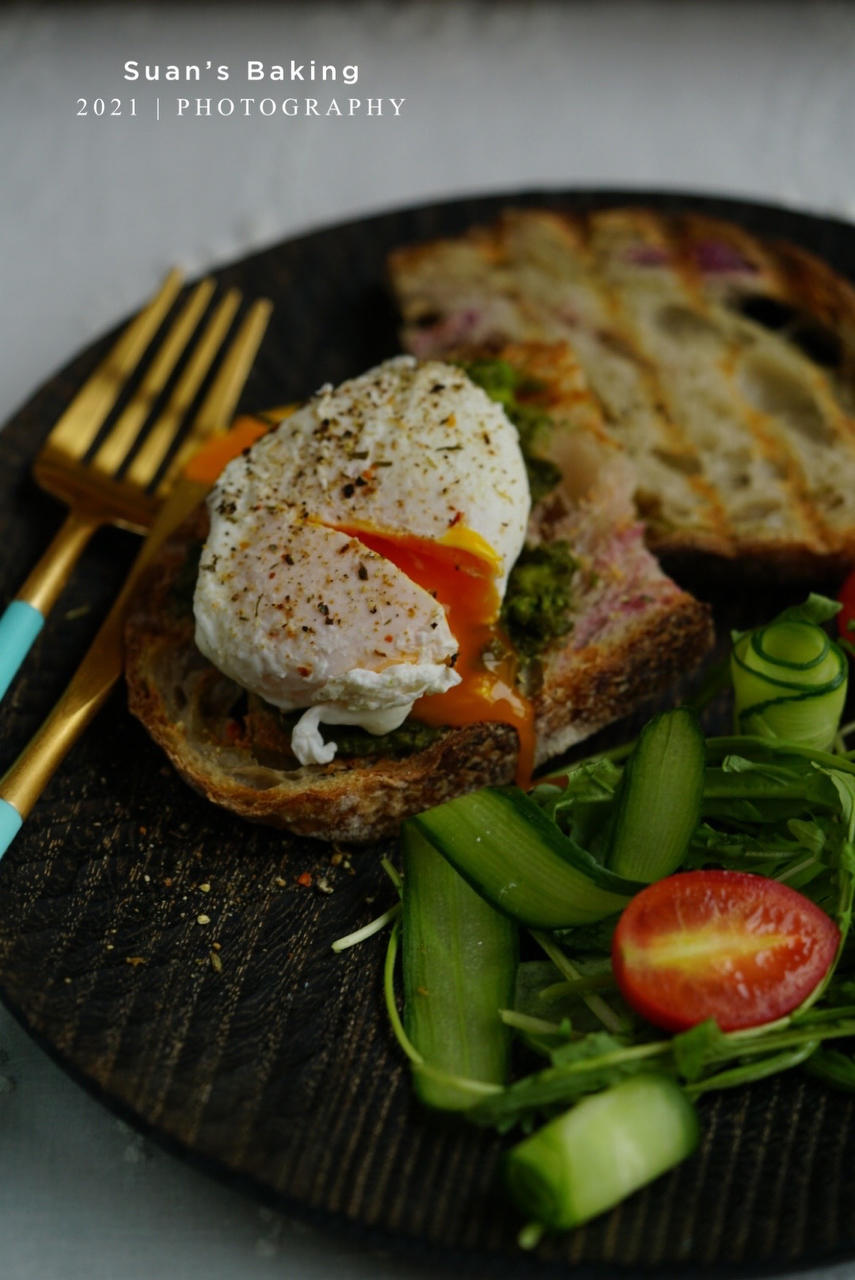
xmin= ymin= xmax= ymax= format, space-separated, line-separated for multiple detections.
xmin=124 ymin=344 xmax=712 ymax=844
xmin=389 ymin=207 xmax=855 ymax=573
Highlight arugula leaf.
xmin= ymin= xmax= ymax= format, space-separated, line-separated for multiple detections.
xmin=787 ymin=819 xmax=828 ymax=858
xmin=550 ymin=1031 xmax=629 ymax=1068
xmin=551 ymin=917 xmax=619 ymax=955
xmin=671 ymin=1020 xmax=730 ymax=1083
xmin=512 ymin=961 xmax=575 ymax=1057
xmin=804 ymin=1048 xmax=855 ymax=1091
xmin=470 ymin=1037 xmax=670 ymax=1130
xmin=471 ymin=1016 xmax=855 ymax=1129
xmin=531 ymin=758 xmax=621 ymax=855
xmin=811 ymin=976 xmax=855 ymax=1008
xmin=685 ymin=1043 xmax=820 ymax=1095
xmin=820 ymin=771 xmax=855 ymax=843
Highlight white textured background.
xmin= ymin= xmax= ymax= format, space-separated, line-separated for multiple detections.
xmin=2 ymin=2 xmax=855 ymax=1277
xmin=3 ymin=0 xmax=855 ymax=425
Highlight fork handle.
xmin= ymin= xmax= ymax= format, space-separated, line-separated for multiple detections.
xmin=0 ymin=799 xmax=22 ymax=850
xmin=0 ymin=510 xmax=101 ymax=701
xmin=0 ymin=475 xmax=210 ymax=862
xmin=0 ymin=610 xmax=121 ymax=859
xmin=0 ymin=602 xmax=45 ymax=701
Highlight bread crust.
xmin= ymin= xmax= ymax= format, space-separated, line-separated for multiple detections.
xmin=125 ymin=343 xmax=713 ymax=844
xmin=124 ymin=505 xmax=711 ymax=843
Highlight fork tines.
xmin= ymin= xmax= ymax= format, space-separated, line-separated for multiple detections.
xmin=37 ymin=274 xmax=268 ymax=533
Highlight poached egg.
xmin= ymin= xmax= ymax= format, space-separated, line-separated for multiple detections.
xmin=193 ymin=356 xmax=532 ymax=770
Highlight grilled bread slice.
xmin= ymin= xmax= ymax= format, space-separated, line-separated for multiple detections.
xmin=389 ymin=207 xmax=855 ymax=573
xmin=124 ymin=344 xmax=712 ymax=844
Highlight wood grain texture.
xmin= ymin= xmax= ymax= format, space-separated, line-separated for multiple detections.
xmin=2 ymin=191 xmax=855 ymax=1276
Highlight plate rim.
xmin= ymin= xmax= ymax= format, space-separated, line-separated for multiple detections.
xmin=3 ymin=185 xmax=855 ymax=1279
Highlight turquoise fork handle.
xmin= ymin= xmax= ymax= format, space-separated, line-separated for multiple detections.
xmin=0 ymin=600 xmax=44 ymax=702
xmin=0 ymin=798 xmax=23 ymax=859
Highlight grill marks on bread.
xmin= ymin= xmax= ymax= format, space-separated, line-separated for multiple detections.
xmin=390 ymin=208 xmax=855 ymax=567
xmin=590 ymin=212 xmax=828 ymax=553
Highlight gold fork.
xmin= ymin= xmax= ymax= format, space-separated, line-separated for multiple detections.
xmin=0 ymin=271 xmax=265 ymax=701
xmin=0 ymin=294 xmax=273 ymax=855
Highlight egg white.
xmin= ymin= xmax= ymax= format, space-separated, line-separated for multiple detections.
xmin=193 ymin=356 xmax=530 ymax=765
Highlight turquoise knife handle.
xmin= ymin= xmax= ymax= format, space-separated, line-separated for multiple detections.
xmin=0 ymin=600 xmax=44 ymax=702
xmin=0 ymin=798 xmax=23 ymax=859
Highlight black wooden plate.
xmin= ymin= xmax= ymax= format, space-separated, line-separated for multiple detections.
xmin=3 ymin=190 xmax=855 ymax=1278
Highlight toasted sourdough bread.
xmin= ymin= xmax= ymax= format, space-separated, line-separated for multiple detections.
xmin=389 ymin=207 xmax=855 ymax=572
xmin=125 ymin=343 xmax=712 ymax=844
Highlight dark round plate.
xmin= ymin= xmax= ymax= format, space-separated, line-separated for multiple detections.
xmin=3 ymin=190 xmax=855 ymax=1279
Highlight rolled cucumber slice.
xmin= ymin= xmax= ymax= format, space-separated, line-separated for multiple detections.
xmin=607 ymin=708 xmax=705 ymax=881
xmin=402 ymin=822 xmax=518 ymax=1110
xmin=505 ymin=1073 xmax=699 ymax=1233
xmin=409 ymin=787 xmax=645 ymax=928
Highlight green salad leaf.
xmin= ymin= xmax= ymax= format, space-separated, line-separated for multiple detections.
xmin=374 ymin=593 xmax=855 ymax=1241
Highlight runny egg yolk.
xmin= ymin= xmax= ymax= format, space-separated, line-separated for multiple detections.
xmin=186 ymin=419 xmax=535 ymax=787
xmin=338 ymin=525 xmax=536 ymax=789
xmin=184 ymin=415 xmax=272 ymax=483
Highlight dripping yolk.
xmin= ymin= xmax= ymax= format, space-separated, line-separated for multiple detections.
xmin=340 ymin=525 xmax=535 ymax=789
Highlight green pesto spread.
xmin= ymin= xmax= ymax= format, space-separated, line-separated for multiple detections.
xmin=321 ymin=719 xmax=446 ymax=759
xmin=272 ymin=709 xmax=446 ymax=760
xmin=501 ymin=540 xmax=577 ymax=658
xmin=461 ymin=358 xmax=563 ymax=504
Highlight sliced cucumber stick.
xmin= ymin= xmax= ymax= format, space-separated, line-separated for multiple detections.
xmin=505 ymin=1073 xmax=699 ymax=1232
xmin=608 ymin=708 xmax=705 ymax=881
xmin=411 ymin=787 xmax=643 ymax=928
xmin=402 ymin=822 xmax=518 ymax=1110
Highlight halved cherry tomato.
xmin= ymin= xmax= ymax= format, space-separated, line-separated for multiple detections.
xmin=612 ymin=870 xmax=839 ymax=1032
